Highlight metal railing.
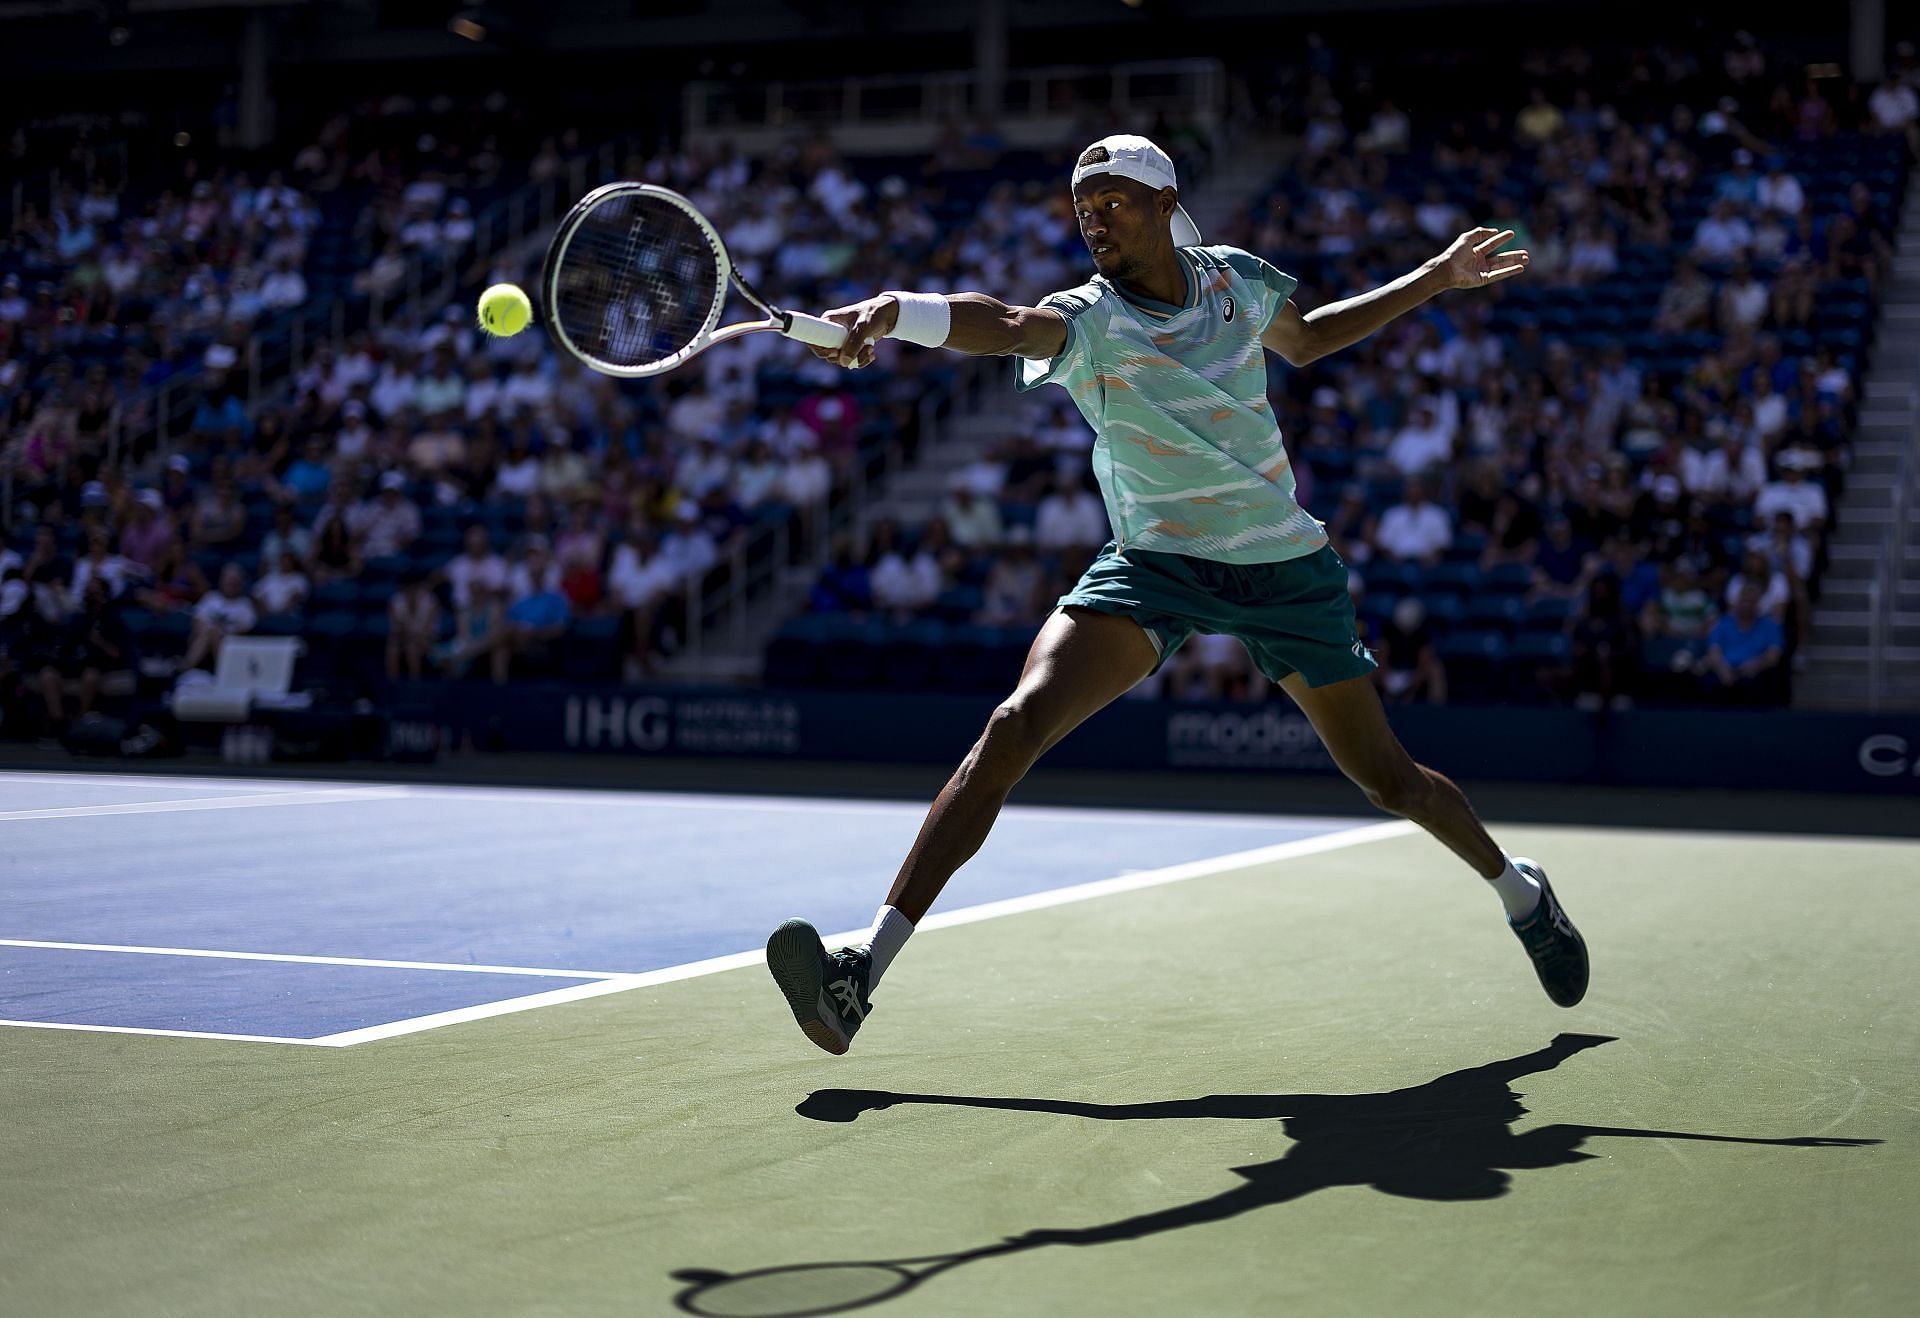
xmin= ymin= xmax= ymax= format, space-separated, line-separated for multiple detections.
xmin=379 ymin=136 xmax=643 ymax=336
xmin=685 ymin=58 xmax=1226 ymax=134
xmin=1868 ymin=382 xmax=1917 ymax=711
xmin=1867 ymin=534 xmax=1887 ymax=709
xmin=11 ymin=151 xmax=126 ymax=227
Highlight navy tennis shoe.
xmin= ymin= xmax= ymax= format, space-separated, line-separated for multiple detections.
xmin=1508 ymin=859 xmax=1589 ymax=1007
xmin=766 ymin=918 xmax=873 ymax=1056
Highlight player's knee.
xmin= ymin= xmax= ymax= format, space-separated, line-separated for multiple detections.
xmin=977 ymin=701 xmax=1048 ymax=776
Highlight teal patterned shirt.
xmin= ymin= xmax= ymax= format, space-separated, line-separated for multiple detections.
xmin=1017 ymin=245 xmax=1327 ymax=565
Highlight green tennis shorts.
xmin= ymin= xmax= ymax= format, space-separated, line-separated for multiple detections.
xmin=1057 ymin=540 xmax=1377 ymax=688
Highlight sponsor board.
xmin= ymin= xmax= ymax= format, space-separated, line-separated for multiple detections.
xmin=399 ymin=680 xmax=1920 ymax=792
xmin=564 ymin=694 xmax=800 ymax=755
xmin=1165 ymin=706 xmax=1334 ymax=770
xmin=1859 ymin=734 xmax=1920 ymax=781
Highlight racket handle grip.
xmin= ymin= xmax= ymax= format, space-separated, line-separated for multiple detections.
xmin=782 ymin=311 xmax=849 ymax=348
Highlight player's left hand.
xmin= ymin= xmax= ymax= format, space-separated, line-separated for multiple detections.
xmin=1436 ymin=227 xmax=1530 ymax=290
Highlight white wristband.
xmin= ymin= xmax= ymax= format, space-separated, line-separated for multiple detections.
xmin=883 ymin=291 xmax=951 ymax=348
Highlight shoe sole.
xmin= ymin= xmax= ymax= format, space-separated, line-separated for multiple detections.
xmin=1514 ymin=861 xmax=1589 ymax=1008
xmin=766 ymin=919 xmax=850 ymax=1056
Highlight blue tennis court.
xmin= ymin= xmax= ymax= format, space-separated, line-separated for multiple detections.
xmin=0 ymin=771 xmax=1374 ymax=1045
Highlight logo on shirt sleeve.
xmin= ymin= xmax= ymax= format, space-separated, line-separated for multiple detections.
xmin=1222 ymin=295 xmax=1236 ymax=323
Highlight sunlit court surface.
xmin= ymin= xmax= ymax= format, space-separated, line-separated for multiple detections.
xmin=1 ymin=768 xmax=1913 ymax=1317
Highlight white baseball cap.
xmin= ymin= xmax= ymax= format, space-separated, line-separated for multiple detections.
xmin=1071 ymin=134 xmax=1203 ymax=248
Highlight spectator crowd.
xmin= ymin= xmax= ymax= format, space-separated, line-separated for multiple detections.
xmin=1 ymin=103 xmax=1159 ymax=738
xmin=778 ymin=31 xmax=1912 ymax=710
xmin=3 ymin=29 xmax=1912 ymax=744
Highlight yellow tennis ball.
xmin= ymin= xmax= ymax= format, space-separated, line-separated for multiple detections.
xmin=477 ymin=283 xmax=532 ymax=337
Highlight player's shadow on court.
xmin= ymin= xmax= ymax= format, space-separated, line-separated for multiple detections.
xmin=670 ymin=1034 xmax=1880 ymax=1316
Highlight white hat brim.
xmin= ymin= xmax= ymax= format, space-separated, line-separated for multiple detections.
xmin=1171 ymin=203 xmax=1203 ymax=248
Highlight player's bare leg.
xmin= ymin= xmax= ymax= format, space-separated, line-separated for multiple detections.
xmin=1280 ymin=672 xmax=1589 ymax=1006
xmin=884 ymin=606 xmax=1159 ymax=920
xmin=1278 ymin=672 xmax=1503 ymax=873
xmin=767 ymin=607 xmax=1157 ymax=1053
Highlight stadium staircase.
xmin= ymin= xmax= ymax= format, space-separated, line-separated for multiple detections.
xmin=1181 ymin=128 xmax=1294 ymax=241
xmin=1797 ymin=173 xmax=1920 ymax=713
xmin=654 ymin=359 xmax=995 ymax=684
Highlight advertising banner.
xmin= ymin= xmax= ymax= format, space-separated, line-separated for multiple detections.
xmin=393 ymin=681 xmax=1920 ymax=795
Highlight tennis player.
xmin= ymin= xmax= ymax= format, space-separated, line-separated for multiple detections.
xmin=766 ymin=135 xmax=1588 ymax=1056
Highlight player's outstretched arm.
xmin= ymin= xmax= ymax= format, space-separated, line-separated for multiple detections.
xmin=808 ymin=292 xmax=1068 ymax=370
xmin=1263 ymin=226 xmax=1529 ymax=367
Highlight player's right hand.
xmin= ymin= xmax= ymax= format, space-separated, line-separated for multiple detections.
xmin=812 ymin=295 xmax=900 ymax=370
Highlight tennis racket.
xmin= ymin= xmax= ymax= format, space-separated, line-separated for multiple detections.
xmin=539 ymin=182 xmax=849 ymax=378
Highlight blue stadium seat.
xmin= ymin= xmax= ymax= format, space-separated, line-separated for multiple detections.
xmin=410 ymin=551 xmax=456 ymax=579
xmin=930 ymin=585 xmax=983 ymax=624
xmin=1511 ymin=631 xmax=1572 ymax=665
xmin=1424 ymin=562 xmax=1481 ymax=598
xmin=939 ymin=624 xmax=1027 ymax=693
xmin=1438 ymin=619 xmax=1507 ymax=655
xmin=561 ymin=617 xmax=621 ymax=682
xmin=876 ymin=619 xmax=948 ymax=690
xmin=145 ymin=610 xmax=192 ymax=656
xmin=306 ymin=610 xmax=358 ymax=641
xmin=1302 ymin=447 xmax=1355 ymax=484
xmin=1523 ymin=597 xmax=1575 ymax=632
xmin=765 ymin=616 xmax=830 ymax=689
xmin=309 ymin=580 xmax=361 ymax=611
xmin=361 ymin=555 xmax=410 ymax=588
xmin=817 ymin=617 xmax=888 ymax=690
xmin=1640 ymin=636 xmax=1699 ymax=673
xmin=254 ymin=612 xmax=306 ymax=637
xmin=1364 ymin=477 xmax=1405 ymax=510
xmin=281 ymin=610 xmax=353 ymax=685
xmin=1437 ymin=628 xmax=1511 ymax=701
xmin=1483 ymin=562 xmax=1533 ymax=594
xmin=1464 ymin=593 xmax=1525 ymax=633
xmin=1367 ymin=560 xmax=1425 ymax=595
xmin=417 ymin=528 xmax=463 ymax=558
xmin=1421 ymin=593 xmax=1467 ymax=632
xmin=1445 ymin=531 xmax=1488 ymax=563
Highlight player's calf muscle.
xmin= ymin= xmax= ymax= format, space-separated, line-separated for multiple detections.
xmin=1364 ymin=762 xmax=1436 ymax=819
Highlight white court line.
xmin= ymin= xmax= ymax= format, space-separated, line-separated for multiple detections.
xmin=0 ymin=771 xmax=1334 ymax=831
xmin=320 ymin=819 xmax=1419 ymax=1047
xmin=390 ymin=783 xmax=1346 ymax=830
xmin=3 ymin=818 xmax=1416 ymax=1048
xmin=314 ymin=975 xmax=657 ymax=1046
xmin=0 ymin=786 xmax=410 ymax=821
xmin=0 ymin=939 xmax=620 ymax=978
xmin=0 ymin=769 xmax=395 ymax=790
xmin=0 ymin=771 xmax=281 ymax=793
xmin=0 ymin=1018 xmax=328 ymax=1047
xmin=910 ymin=819 xmax=1418 ymax=933
xmin=5 ymin=769 xmax=1911 ymax=846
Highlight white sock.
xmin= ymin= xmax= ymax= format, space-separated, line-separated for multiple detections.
xmin=1487 ymin=855 xmax=1543 ymax=921
xmin=860 ymin=905 xmax=915 ymax=987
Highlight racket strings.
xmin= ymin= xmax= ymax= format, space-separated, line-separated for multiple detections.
xmin=553 ymin=194 xmax=722 ymax=369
